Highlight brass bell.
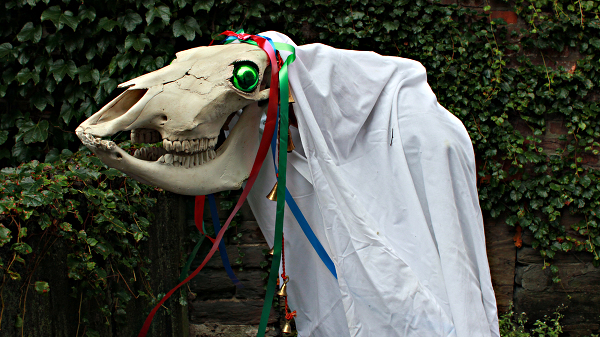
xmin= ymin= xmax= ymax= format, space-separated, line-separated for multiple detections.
xmin=268 ymin=247 xmax=274 ymax=256
xmin=287 ymin=129 xmax=295 ymax=152
xmin=282 ymin=319 xmax=293 ymax=333
xmin=288 ymin=84 xmax=295 ymax=103
xmin=266 ymin=181 xmax=278 ymax=201
xmin=276 ymin=278 xmax=289 ymax=297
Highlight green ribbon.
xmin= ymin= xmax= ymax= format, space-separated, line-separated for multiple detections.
xmin=179 ymin=221 xmax=209 ymax=282
xmin=256 ymin=41 xmax=296 ymax=337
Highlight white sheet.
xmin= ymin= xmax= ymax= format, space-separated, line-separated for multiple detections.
xmin=246 ymin=31 xmax=500 ymax=337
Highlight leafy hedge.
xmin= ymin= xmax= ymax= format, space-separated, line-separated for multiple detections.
xmin=0 ymin=147 xmax=157 ymax=333
xmin=1 ymin=0 xmax=600 ymax=332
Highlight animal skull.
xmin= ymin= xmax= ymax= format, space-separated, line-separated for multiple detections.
xmin=76 ymin=43 xmax=271 ymax=195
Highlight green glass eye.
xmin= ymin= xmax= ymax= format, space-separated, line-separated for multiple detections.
xmin=232 ymin=63 xmax=259 ymax=92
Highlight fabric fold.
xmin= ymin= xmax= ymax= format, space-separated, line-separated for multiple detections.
xmin=246 ymin=31 xmax=499 ymax=337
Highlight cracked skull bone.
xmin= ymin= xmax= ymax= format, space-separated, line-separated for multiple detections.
xmin=76 ymin=43 xmax=270 ymax=195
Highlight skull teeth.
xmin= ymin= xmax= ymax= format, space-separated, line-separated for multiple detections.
xmin=80 ymin=129 xmax=219 ymax=168
xmin=158 ymin=149 xmax=217 ymax=168
xmin=162 ymin=137 xmax=218 ymax=154
xmin=133 ymin=147 xmax=167 ymax=161
xmin=131 ymin=129 xmax=162 ymax=144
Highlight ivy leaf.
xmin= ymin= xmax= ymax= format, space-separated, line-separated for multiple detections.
xmin=78 ymin=64 xmax=100 ymax=84
xmin=124 ymin=35 xmax=151 ymax=52
xmin=0 ymin=43 xmax=14 ymax=58
xmin=0 ymin=227 xmax=12 ymax=246
xmin=15 ymin=315 xmax=23 ymax=328
xmin=146 ymin=6 xmax=171 ymax=25
xmin=44 ymin=148 xmax=60 ymax=163
xmin=31 ymin=93 xmax=54 ymax=111
xmin=193 ymin=0 xmax=214 ymax=13
xmin=0 ymin=130 xmax=8 ymax=145
xmin=581 ymin=175 xmax=592 ymax=187
xmin=78 ymin=6 xmax=96 ymax=22
xmin=49 ymin=59 xmax=78 ymax=83
xmin=41 ymin=6 xmax=79 ymax=31
xmin=383 ymin=20 xmax=400 ymax=32
xmin=590 ymin=38 xmax=600 ymax=50
xmin=16 ymin=68 xmax=39 ymax=85
xmin=97 ymin=17 xmax=119 ymax=32
xmin=173 ymin=17 xmax=201 ymax=41
xmin=35 ymin=281 xmax=50 ymax=295
xmin=60 ymin=102 xmax=76 ymax=124
xmin=80 ymin=98 xmax=97 ymax=118
xmin=530 ymin=199 xmax=543 ymax=209
xmin=119 ymin=11 xmax=143 ymax=32
xmin=17 ymin=22 xmax=42 ymax=43
xmin=12 ymin=242 xmax=33 ymax=255
xmin=115 ymin=53 xmax=130 ymax=69
xmin=15 ymin=120 xmax=49 ymax=144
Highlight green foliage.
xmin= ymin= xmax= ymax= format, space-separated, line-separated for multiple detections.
xmin=499 ymin=304 xmax=564 ymax=336
xmin=497 ymin=303 xmax=600 ymax=337
xmin=1 ymin=0 xmax=600 ymax=329
xmin=0 ymin=148 xmax=157 ymax=332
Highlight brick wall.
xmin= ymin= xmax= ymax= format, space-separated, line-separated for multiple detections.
xmin=463 ymin=1 xmax=600 ymax=336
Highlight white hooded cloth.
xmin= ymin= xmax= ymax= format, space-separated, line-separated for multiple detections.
xmin=245 ymin=32 xmax=500 ymax=337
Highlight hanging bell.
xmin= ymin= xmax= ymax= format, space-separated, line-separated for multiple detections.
xmin=288 ymin=83 xmax=295 ymax=103
xmin=282 ymin=319 xmax=293 ymax=334
xmin=287 ymin=129 xmax=295 ymax=152
xmin=268 ymin=247 xmax=274 ymax=256
xmin=266 ymin=181 xmax=278 ymax=201
xmin=276 ymin=278 xmax=289 ymax=297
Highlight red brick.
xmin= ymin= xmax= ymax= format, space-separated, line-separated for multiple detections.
xmin=459 ymin=0 xmax=483 ymax=6
xmin=548 ymin=120 xmax=568 ymax=135
xmin=557 ymin=60 xmax=578 ymax=70
xmin=581 ymin=154 xmax=599 ymax=165
xmin=512 ymin=119 xmax=533 ymax=137
xmin=489 ymin=0 xmax=512 ymax=10
xmin=490 ymin=11 xmax=519 ymax=24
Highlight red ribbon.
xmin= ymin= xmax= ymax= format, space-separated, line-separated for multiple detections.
xmin=194 ymin=195 xmax=215 ymax=244
xmin=137 ymin=32 xmax=280 ymax=337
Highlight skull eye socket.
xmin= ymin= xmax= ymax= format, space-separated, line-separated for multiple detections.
xmin=231 ymin=62 xmax=259 ymax=92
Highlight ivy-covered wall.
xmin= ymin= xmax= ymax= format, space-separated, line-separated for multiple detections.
xmin=1 ymin=0 xmax=600 ymax=335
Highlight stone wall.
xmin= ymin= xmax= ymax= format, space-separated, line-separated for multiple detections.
xmin=486 ymin=213 xmax=600 ymax=336
xmin=187 ymin=194 xmax=278 ymax=337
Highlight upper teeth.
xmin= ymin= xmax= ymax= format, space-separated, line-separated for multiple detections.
xmin=79 ymin=128 xmax=220 ymax=169
xmin=131 ymin=129 xmax=162 ymax=144
xmin=162 ymin=138 xmax=218 ymax=153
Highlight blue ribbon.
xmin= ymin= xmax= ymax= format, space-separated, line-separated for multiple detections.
xmin=224 ymin=32 xmax=336 ymax=279
xmin=270 ymin=118 xmax=337 ymax=279
xmin=208 ymin=194 xmax=243 ymax=288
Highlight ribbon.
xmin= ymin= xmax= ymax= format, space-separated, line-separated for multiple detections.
xmin=194 ymin=195 xmax=215 ymax=244
xmin=208 ymin=194 xmax=243 ymax=288
xmin=137 ymin=31 xmax=281 ymax=337
xmin=254 ymin=35 xmax=301 ymax=337
xmin=179 ymin=196 xmax=207 ymax=282
xmin=268 ymin=98 xmax=337 ymax=279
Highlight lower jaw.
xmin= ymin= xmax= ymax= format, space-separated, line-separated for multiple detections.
xmin=82 ymin=101 xmax=265 ymax=195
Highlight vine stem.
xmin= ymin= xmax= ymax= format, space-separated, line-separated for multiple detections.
xmin=76 ymin=293 xmax=83 ymax=337
xmin=0 ymin=275 xmax=5 ymax=329
xmin=540 ymin=52 xmax=551 ymax=90
xmin=578 ymin=0 xmax=584 ymax=27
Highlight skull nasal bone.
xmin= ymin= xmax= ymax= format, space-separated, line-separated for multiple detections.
xmin=98 ymin=89 xmax=148 ymax=123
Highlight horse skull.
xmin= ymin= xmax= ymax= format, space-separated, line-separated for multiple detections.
xmin=76 ymin=43 xmax=270 ymax=195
